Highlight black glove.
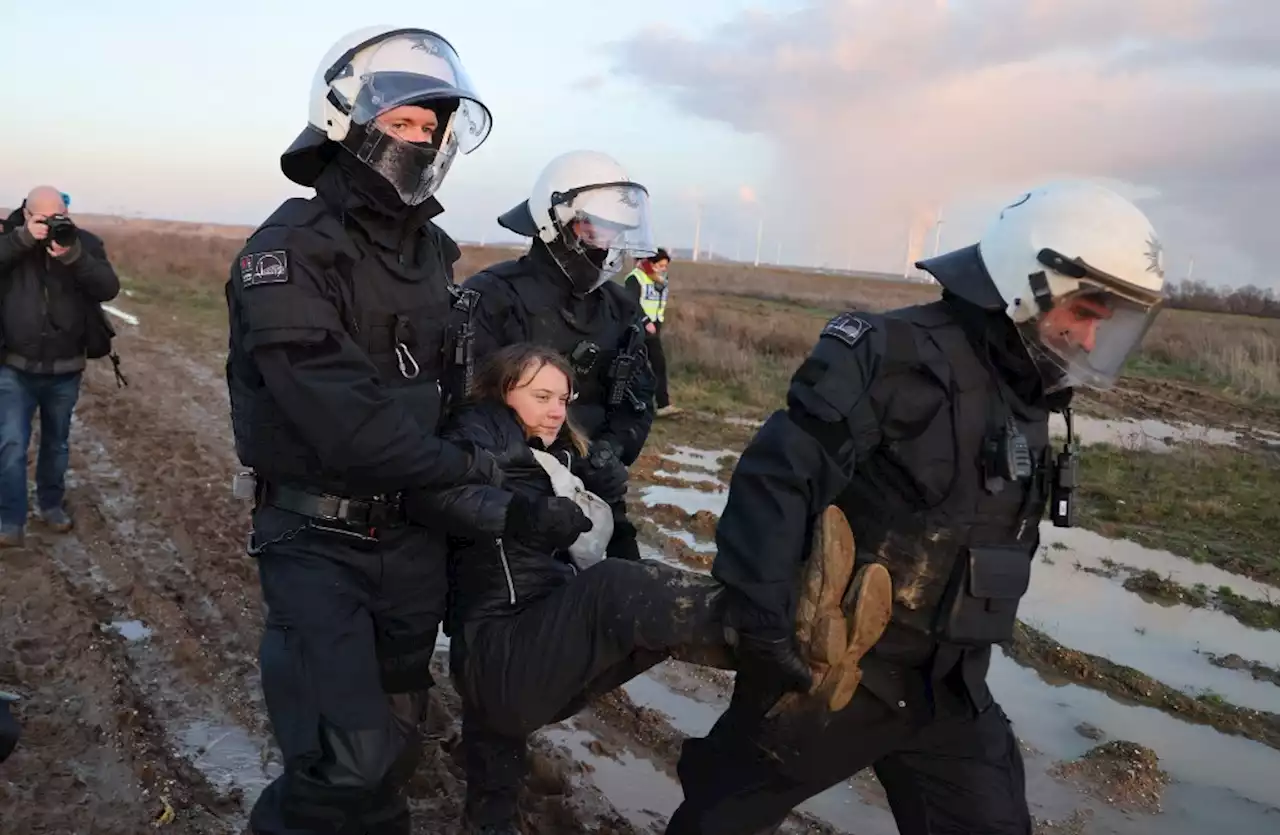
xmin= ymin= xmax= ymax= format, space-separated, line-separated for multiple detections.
xmin=606 ymin=514 xmax=640 ymax=561
xmin=504 ymin=494 xmax=593 ymax=552
xmin=734 ymin=631 xmax=813 ymax=696
xmin=580 ymin=439 xmax=628 ymax=501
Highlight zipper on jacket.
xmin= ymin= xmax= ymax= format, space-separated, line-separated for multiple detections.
xmin=496 ymin=538 xmax=517 ymax=605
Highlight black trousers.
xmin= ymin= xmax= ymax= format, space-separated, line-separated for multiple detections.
xmin=453 ymin=558 xmax=726 ymax=826
xmin=247 ymin=506 xmax=447 ymax=835
xmin=646 ymin=323 xmax=670 ymax=409
xmin=664 ymin=675 xmax=1032 ymax=835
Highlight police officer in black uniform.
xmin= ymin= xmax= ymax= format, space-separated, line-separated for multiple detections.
xmin=224 ymin=26 xmax=590 ymax=834
xmin=462 ymin=149 xmax=660 ymax=564
xmin=664 ymin=181 xmax=1169 ymax=834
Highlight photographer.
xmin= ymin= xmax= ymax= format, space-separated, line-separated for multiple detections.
xmin=0 ymin=186 xmax=120 ymax=547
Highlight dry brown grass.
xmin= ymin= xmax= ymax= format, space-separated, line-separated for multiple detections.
xmin=662 ymin=259 xmax=937 ymax=313
xmin=1137 ymin=309 xmax=1280 ymax=401
xmin=78 ymin=217 xmax=1280 ymax=412
xmin=657 ymin=260 xmax=1280 ymax=410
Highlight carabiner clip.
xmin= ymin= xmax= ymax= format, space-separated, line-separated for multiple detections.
xmin=395 ymin=342 xmax=421 ymax=380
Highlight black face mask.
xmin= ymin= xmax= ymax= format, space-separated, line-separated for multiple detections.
xmin=544 ymin=236 xmax=609 ymax=296
xmin=337 ymin=113 xmax=452 ymax=210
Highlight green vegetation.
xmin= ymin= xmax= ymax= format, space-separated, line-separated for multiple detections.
xmin=1078 ymin=443 xmax=1280 ymax=587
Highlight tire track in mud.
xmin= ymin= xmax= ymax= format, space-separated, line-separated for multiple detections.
xmin=0 ymin=525 xmax=237 ymax=834
xmin=1082 ymin=376 xmax=1280 ymax=436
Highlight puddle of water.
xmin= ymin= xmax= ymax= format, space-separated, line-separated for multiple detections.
xmin=638 ymin=541 xmax=707 ymax=574
xmin=1045 ymin=524 xmax=1277 ymax=606
xmin=639 ymin=485 xmax=728 ymax=517
xmin=105 ymin=619 xmax=153 ymax=642
xmin=623 ymin=668 xmax=901 ymax=834
xmin=991 ymin=649 xmax=1280 ymax=819
xmin=179 ymin=720 xmax=279 ymax=797
xmin=657 ymin=526 xmax=716 ymax=555
xmin=653 ymin=469 xmax=724 ymax=486
xmin=542 ymin=723 xmax=678 ymax=831
xmin=1023 ymin=550 xmax=1280 ymax=713
xmin=662 ymin=446 xmax=736 ymax=473
xmin=1058 ymin=414 xmax=1240 ymax=452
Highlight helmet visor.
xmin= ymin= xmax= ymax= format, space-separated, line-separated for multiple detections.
xmin=340 ymin=31 xmax=491 ymax=153
xmin=1019 ymin=288 xmax=1163 ymax=393
xmin=553 ymin=183 xmax=657 ymax=292
xmin=559 ymin=183 xmax=655 ymax=253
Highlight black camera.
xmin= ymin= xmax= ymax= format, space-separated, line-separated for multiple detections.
xmin=44 ymin=214 xmax=78 ymax=247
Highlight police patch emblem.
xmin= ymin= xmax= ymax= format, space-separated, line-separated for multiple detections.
xmin=821 ymin=312 xmax=873 ymax=348
xmin=240 ymin=251 xmax=290 ymax=287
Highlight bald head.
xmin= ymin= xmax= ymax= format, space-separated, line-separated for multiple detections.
xmin=25 ymin=186 xmax=66 ymax=217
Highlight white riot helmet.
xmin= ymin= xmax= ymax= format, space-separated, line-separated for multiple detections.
xmin=918 ymin=181 xmax=1166 ymax=393
xmin=281 ymin=25 xmax=492 ymax=205
xmin=497 ymin=150 xmax=657 ymax=294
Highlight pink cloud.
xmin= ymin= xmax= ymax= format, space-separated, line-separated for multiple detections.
xmin=614 ymin=0 xmax=1280 ymax=285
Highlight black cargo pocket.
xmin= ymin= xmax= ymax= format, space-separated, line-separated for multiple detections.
xmin=939 ymin=545 xmax=1033 ymax=646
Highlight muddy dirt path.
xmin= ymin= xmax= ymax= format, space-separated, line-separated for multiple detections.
xmin=5 ymin=304 xmax=1278 ymax=834
xmin=0 ymin=321 xmax=655 ymax=834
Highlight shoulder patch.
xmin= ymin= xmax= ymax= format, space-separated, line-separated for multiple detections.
xmin=240 ymin=250 xmax=290 ymax=288
xmin=820 ymin=312 xmax=873 ymax=348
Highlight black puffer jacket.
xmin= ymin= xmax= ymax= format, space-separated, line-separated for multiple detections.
xmin=416 ymin=400 xmax=591 ymax=629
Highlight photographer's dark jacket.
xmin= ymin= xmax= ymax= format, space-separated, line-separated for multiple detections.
xmin=410 ymin=400 xmax=585 ymax=629
xmin=0 ymin=209 xmax=121 ymax=373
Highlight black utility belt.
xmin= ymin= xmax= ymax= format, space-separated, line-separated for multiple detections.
xmin=260 ymin=481 xmax=407 ymax=534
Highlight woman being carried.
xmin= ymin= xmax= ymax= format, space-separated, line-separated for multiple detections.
xmin=418 ymin=343 xmax=889 ymax=834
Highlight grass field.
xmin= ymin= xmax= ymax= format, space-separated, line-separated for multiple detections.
xmin=97 ymin=223 xmax=1280 ymax=416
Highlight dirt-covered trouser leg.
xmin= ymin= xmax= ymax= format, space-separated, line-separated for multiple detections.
xmin=248 ymin=507 xmax=446 ymax=835
xmin=459 ymin=558 xmax=727 ymax=825
xmin=665 ymin=686 xmax=1031 ymax=835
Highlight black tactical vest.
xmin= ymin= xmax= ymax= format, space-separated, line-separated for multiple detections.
xmin=473 ymin=260 xmax=635 ymax=438
xmin=227 ymin=196 xmax=470 ymax=494
xmin=837 ymin=302 xmax=1051 ymax=665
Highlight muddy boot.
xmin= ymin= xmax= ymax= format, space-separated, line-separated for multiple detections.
xmin=0 ymin=526 xmax=24 ymax=549
xmin=767 ymin=506 xmax=892 ymax=717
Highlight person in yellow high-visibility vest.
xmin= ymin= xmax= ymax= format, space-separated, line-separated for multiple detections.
xmin=625 ymin=248 xmax=680 ymax=416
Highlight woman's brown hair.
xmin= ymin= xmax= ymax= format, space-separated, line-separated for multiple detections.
xmin=469 ymin=343 xmax=590 ymax=456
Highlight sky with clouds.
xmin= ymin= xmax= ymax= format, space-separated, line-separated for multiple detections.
xmin=2 ymin=0 xmax=1275 ymax=288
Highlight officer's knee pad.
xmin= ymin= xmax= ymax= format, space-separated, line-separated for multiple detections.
xmin=313 ymin=714 xmax=422 ymax=795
